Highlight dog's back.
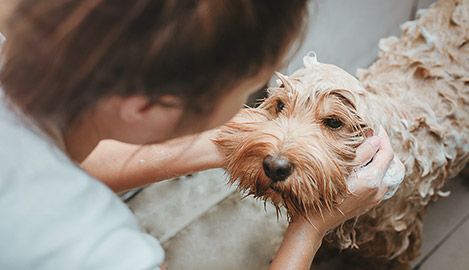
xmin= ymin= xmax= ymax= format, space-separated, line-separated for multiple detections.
xmin=328 ymin=0 xmax=469 ymax=265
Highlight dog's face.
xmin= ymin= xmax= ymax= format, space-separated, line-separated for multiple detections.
xmin=216 ymin=53 xmax=374 ymax=216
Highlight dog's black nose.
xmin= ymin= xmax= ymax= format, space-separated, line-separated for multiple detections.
xmin=262 ymin=155 xmax=293 ymax=182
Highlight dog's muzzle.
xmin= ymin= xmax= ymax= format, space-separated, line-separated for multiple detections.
xmin=262 ymin=155 xmax=293 ymax=182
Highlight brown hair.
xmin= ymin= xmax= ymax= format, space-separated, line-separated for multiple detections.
xmin=0 ymin=0 xmax=309 ymax=136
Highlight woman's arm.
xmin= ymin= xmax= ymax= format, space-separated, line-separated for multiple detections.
xmin=269 ymin=216 xmax=325 ymax=270
xmin=81 ymin=129 xmax=225 ymax=192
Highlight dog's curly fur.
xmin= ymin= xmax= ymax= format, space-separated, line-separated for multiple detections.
xmin=215 ymin=0 xmax=469 ymax=266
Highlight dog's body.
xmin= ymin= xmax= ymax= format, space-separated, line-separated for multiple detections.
xmin=216 ymin=0 xmax=469 ymax=266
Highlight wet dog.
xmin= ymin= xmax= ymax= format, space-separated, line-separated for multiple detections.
xmin=215 ymin=0 xmax=469 ymax=267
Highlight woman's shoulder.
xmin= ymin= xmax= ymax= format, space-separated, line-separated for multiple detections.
xmin=0 ymin=99 xmax=165 ymax=269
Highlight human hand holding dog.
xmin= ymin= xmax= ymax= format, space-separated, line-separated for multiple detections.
xmin=270 ymin=126 xmax=402 ymax=270
xmin=310 ymin=125 xmax=402 ymax=232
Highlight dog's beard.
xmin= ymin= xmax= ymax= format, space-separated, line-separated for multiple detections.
xmin=216 ymin=85 xmax=369 ymax=217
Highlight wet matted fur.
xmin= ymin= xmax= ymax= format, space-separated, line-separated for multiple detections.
xmin=215 ymin=0 xmax=469 ymax=267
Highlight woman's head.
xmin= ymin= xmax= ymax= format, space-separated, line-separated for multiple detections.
xmin=1 ymin=0 xmax=309 ymax=144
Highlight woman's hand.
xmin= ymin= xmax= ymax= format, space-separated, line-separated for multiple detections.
xmin=309 ymin=125 xmax=404 ymax=233
xmin=270 ymin=126 xmax=404 ymax=269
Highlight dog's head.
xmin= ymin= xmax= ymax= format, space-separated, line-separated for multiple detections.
xmin=216 ymin=52 xmax=375 ymax=216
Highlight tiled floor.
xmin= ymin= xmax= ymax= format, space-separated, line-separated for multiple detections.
xmin=413 ymin=173 xmax=469 ymax=269
xmin=418 ymin=212 xmax=469 ymax=270
xmin=126 ymin=168 xmax=469 ymax=269
xmin=126 ymin=169 xmax=288 ymax=270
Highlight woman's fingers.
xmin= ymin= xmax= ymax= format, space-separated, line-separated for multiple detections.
xmin=355 ymin=126 xmax=403 ymax=204
xmin=365 ymin=126 xmax=394 ymax=173
xmin=354 ymin=136 xmax=380 ymax=166
xmin=349 ymin=126 xmax=395 ymax=198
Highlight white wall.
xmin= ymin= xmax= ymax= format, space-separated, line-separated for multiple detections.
xmin=285 ymin=0 xmax=438 ymax=76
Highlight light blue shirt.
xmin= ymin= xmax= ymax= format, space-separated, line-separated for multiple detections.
xmin=0 ymin=54 xmax=164 ymax=270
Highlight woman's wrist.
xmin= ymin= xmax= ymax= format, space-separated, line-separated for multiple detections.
xmin=196 ymin=129 xmax=227 ymax=170
xmin=269 ymin=215 xmax=325 ymax=269
xmin=288 ymin=215 xmax=327 ymax=241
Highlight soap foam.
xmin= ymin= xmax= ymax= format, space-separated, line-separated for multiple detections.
xmin=382 ymin=156 xmax=406 ymax=200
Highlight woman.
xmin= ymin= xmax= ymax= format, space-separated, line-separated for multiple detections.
xmin=0 ymin=1 xmax=396 ymax=269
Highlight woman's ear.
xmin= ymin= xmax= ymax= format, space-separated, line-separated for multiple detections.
xmin=119 ymin=95 xmax=184 ymax=124
xmin=94 ymin=94 xmax=186 ymax=144
xmin=119 ymin=95 xmax=152 ymax=123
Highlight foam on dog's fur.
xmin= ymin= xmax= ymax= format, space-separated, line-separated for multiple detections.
xmin=216 ymin=0 xmax=469 ymax=266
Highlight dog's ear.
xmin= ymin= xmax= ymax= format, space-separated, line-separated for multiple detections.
xmin=275 ymin=72 xmax=295 ymax=91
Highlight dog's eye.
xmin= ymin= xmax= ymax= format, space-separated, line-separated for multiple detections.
xmin=276 ymin=100 xmax=285 ymax=114
xmin=324 ymin=117 xmax=344 ymax=130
